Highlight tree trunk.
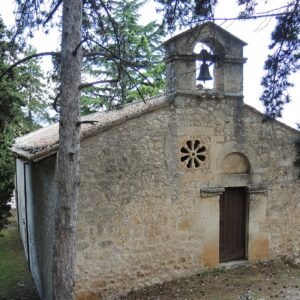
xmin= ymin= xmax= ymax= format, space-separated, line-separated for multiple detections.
xmin=53 ymin=0 xmax=82 ymax=298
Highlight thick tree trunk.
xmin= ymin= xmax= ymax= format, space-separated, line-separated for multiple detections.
xmin=53 ymin=0 xmax=82 ymax=299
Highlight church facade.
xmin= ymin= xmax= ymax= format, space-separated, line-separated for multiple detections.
xmin=13 ymin=23 xmax=300 ymax=299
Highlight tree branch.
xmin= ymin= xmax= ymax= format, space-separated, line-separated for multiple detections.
xmin=53 ymin=92 xmax=61 ymax=112
xmin=73 ymin=38 xmax=89 ymax=56
xmin=82 ymin=49 xmax=145 ymax=68
xmin=43 ymin=0 xmax=64 ymax=26
xmin=99 ymin=0 xmax=121 ymax=58
xmin=0 ymin=51 xmax=59 ymax=81
xmin=86 ymin=38 xmax=142 ymax=67
xmin=79 ymin=79 xmax=119 ymax=90
xmin=82 ymin=51 xmax=112 ymax=58
xmin=122 ymin=68 xmax=146 ymax=104
xmin=201 ymin=11 xmax=292 ymax=22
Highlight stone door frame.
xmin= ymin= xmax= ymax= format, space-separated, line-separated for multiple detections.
xmin=200 ymin=184 xmax=269 ymax=267
xmin=219 ymin=187 xmax=247 ymax=263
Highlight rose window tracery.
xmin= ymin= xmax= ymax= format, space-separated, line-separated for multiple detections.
xmin=180 ymin=140 xmax=206 ymax=168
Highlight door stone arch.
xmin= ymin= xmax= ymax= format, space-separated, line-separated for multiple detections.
xmin=199 ymin=151 xmax=269 ymax=266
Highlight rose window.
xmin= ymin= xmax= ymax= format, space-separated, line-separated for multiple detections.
xmin=180 ymin=140 xmax=206 ymax=168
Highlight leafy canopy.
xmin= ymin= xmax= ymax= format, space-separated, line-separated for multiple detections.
xmin=12 ymin=0 xmax=300 ymax=119
xmin=0 ymin=18 xmax=46 ymax=230
xmin=80 ymin=0 xmax=165 ymax=113
xmin=14 ymin=0 xmax=166 ymax=114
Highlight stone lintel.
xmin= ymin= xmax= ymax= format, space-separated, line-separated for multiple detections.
xmin=247 ymin=184 xmax=267 ymax=195
xmin=200 ymin=185 xmax=267 ymax=198
xmin=201 ymin=187 xmax=225 ymax=198
xmin=165 ymin=53 xmax=204 ymax=63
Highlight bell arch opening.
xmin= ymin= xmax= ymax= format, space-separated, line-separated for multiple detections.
xmin=193 ymin=38 xmax=224 ymax=92
xmin=193 ymin=42 xmax=214 ymax=90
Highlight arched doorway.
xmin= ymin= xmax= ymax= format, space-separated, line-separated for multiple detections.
xmin=219 ymin=152 xmax=250 ymax=262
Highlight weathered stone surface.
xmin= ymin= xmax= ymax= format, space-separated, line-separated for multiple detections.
xmin=222 ymin=152 xmax=250 ymax=174
xmin=72 ymin=23 xmax=300 ymax=299
xmin=74 ymin=89 xmax=300 ymax=298
xmin=16 ymin=157 xmax=57 ymax=300
xmin=14 ymin=22 xmax=300 ymax=300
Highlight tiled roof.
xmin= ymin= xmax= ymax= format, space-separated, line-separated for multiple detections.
xmin=12 ymin=94 xmax=168 ymax=161
xmin=12 ymin=93 xmax=299 ymax=162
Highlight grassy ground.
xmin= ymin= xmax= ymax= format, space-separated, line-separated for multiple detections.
xmin=0 ymin=212 xmax=40 ymax=300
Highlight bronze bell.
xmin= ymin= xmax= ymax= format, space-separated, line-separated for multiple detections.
xmin=197 ymin=61 xmax=213 ymax=82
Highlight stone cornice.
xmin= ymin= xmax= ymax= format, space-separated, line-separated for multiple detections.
xmin=165 ymin=54 xmax=246 ymax=65
xmin=168 ymin=90 xmax=244 ymax=99
xmin=247 ymin=184 xmax=268 ymax=195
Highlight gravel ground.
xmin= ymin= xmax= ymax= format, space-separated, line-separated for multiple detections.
xmin=122 ymin=258 xmax=300 ymax=300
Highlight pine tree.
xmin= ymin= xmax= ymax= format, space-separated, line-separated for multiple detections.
xmin=0 ymin=129 xmax=14 ymax=230
xmin=18 ymin=46 xmax=51 ymax=124
xmin=81 ymin=0 xmax=165 ymax=114
xmin=8 ymin=1 xmax=300 ymax=297
xmin=0 ymin=18 xmax=21 ymax=231
xmin=0 ymin=18 xmax=46 ymax=231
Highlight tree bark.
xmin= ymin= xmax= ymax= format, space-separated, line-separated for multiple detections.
xmin=53 ymin=0 xmax=82 ymax=299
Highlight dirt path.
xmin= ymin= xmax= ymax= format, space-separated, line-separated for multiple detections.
xmin=122 ymin=259 xmax=300 ymax=300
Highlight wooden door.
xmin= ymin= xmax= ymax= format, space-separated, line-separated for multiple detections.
xmin=219 ymin=187 xmax=246 ymax=263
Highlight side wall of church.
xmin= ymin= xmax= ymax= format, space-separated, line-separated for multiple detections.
xmin=16 ymin=156 xmax=57 ymax=300
xmin=75 ymin=96 xmax=300 ymax=299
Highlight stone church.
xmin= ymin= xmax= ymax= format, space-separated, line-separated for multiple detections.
xmin=13 ymin=23 xmax=300 ymax=299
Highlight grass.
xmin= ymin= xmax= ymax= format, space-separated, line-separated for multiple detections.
xmin=0 ymin=213 xmax=40 ymax=299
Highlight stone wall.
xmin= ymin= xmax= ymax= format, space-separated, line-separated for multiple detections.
xmin=13 ymin=23 xmax=299 ymax=300
xmin=75 ymin=95 xmax=300 ymax=299
xmin=164 ymin=23 xmax=246 ymax=96
xmin=16 ymin=159 xmax=28 ymax=260
xmin=16 ymin=156 xmax=58 ymax=300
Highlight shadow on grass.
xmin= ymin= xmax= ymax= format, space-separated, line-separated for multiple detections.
xmin=0 ymin=212 xmax=40 ymax=300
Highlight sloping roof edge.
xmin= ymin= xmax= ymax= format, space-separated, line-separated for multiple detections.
xmin=163 ymin=22 xmax=247 ymax=47
xmin=13 ymin=96 xmax=300 ymax=162
xmin=13 ymin=95 xmax=169 ymax=161
xmin=244 ymin=104 xmax=300 ymax=136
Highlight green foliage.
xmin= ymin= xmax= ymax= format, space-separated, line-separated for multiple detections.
xmin=155 ymin=0 xmax=216 ymax=31
xmin=81 ymin=0 xmax=165 ymax=114
xmin=260 ymin=1 xmax=300 ymax=119
xmin=0 ymin=130 xmax=14 ymax=230
xmin=0 ymin=19 xmax=19 ymax=230
xmin=0 ymin=18 xmax=45 ymax=231
xmin=237 ymin=0 xmax=257 ymax=17
xmin=18 ymin=47 xmax=52 ymax=124
xmin=12 ymin=0 xmax=300 ymax=120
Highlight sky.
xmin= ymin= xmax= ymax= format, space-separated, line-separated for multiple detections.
xmin=0 ymin=0 xmax=299 ymax=128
